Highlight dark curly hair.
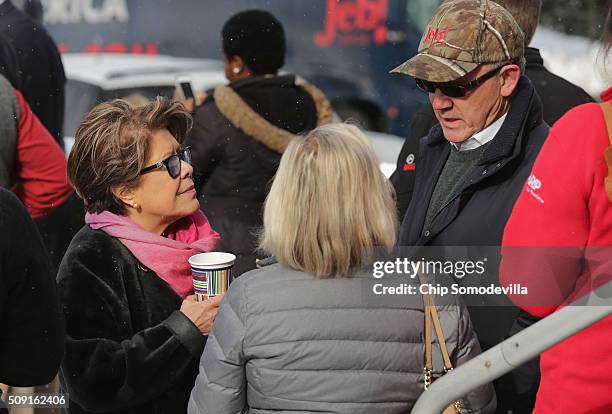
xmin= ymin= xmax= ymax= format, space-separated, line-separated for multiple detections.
xmin=222 ymin=10 xmax=286 ymax=75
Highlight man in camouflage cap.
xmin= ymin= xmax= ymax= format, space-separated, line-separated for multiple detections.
xmin=394 ymin=0 xmax=525 ymax=80
xmin=392 ymin=0 xmax=525 ymax=143
xmin=394 ymin=1 xmax=549 ymax=412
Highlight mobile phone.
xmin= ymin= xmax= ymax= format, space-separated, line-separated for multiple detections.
xmin=175 ymin=76 xmax=195 ymax=100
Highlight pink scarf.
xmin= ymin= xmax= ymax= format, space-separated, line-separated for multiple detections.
xmin=85 ymin=210 xmax=219 ymax=298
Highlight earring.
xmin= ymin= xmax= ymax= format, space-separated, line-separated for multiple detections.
xmin=232 ymin=67 xmax=240 ymax=74
xmin=132 ymin=203 xmax=139 ymax=209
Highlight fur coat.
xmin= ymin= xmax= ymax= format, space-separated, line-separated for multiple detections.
xmin=57 ymin=226 xmax=206 ymax=414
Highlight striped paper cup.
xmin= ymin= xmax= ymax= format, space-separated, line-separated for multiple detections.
xmin=188 ymin=252 xmax=236 ymax=301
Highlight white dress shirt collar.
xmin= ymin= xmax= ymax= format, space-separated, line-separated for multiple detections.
xmin=450 ymin=112 xmax=508 ymax=151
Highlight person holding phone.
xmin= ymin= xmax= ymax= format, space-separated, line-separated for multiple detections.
xmin=184 ymin=10 xmax=332 ymax=276
xmin=176 ymin=76 xmax=196 ymax=102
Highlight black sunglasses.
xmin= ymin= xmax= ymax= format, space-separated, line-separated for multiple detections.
xmin=415 ymin=65 xmax=505 ymax=98
xmin=139 ymin=146 xmax=192 ymax=179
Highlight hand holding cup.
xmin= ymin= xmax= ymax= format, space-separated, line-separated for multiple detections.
xmin=180 ymin=294 xmax=224 ymax=335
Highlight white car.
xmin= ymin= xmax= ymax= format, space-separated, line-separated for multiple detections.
xmin=63 ymin=53 xmax=227 ymax=140
xmin=62 ymin=53 xmax=403 ymax=176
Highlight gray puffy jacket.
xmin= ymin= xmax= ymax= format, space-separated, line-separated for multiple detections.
xmin=189 ymin=263 xmax=496 ymax=413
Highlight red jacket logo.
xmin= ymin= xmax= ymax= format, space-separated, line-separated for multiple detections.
xmin=314 ymin=0 xmax=388 ymax=47
xmin=403 ymin=153 xmax=416 ymax=171
xmin=424 ymin=26 xmax=450 ymax=45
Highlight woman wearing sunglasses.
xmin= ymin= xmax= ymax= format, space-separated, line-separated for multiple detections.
xmin=57 ymin=97 xmax=222 ymax=414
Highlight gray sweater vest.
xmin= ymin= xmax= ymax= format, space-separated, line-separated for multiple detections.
xmin=424 ymin=143 xmax=490 ymax=230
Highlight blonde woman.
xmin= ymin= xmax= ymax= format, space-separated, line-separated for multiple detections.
xmin=188 ymin=124 xmax=495 ymax=413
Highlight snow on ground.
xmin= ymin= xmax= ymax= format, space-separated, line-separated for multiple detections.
xmin=531 ymin=26 xmax=609 ymax=99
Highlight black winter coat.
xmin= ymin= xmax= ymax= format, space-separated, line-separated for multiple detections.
xmin=185 ymin=75 xmax=331 ymax=276
xmin=398 ymin=77 xmax=548 ymax=249
xmin=391 ymin=47 xmax=594 ymax=221
xmin=57 ymin=226 xmax=206 ymax=414
xmin=398 ymin=77 xmax=548 ymax=414
xmin=0 ymin=32 xmax=22 ymax=90
xmin=0 ymin=0 xmax=66 ymax=148
xmin=0 ymin=188 xmax=64 ymax=386
xmin=399 ymin=76 xmax=549 ymax=345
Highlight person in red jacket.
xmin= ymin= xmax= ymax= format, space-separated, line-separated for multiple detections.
xmin=0 ymin=73 xmax=76 ymax=274
xmin=11 ymin=87 xmax=73 ymax=219
xmin=501 ymin=7 xmax=612 ymax=413
xmin=0 ymin=73 xmax=72 ymax=219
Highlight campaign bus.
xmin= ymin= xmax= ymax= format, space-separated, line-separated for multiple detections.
xmin=43 ymin=0 xmax=441 ymax=135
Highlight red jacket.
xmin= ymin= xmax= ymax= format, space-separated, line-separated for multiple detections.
xmin=11 ymin=89 xmax=72 ymax=220
xmin=501 ymin=87 xmax=612 ymax=414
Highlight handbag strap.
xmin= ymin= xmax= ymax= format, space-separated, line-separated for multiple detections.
xmin=429 ymin=296 xmax=454 ymax=371
xmin=423 ymin=279 xmax=433 ymax=375
xmin=418 ymin=272 xmax=454 ymax=389
xmin=600 ymin=102 xmax=612 ymax=202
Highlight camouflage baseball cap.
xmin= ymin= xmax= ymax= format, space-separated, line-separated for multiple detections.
xmin=391 ymin=0 xmax=524 ymax=82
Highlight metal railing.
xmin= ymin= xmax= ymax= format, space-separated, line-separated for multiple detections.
xmin=411 ymin=282 xmax=612 ymax=414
